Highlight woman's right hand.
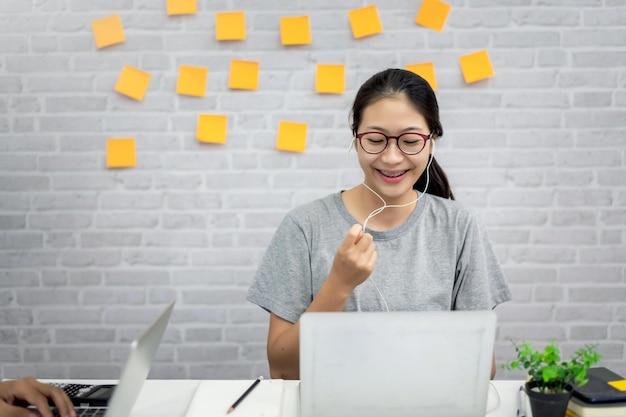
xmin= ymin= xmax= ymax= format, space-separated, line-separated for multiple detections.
xmin=327 ymin=224 xmax=377 ymax=292
xmin=267 ymin=224 xmax=377 ymax=380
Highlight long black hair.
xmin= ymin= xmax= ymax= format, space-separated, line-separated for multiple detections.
xmin=350 ymin=68 xmax=455 ymax=200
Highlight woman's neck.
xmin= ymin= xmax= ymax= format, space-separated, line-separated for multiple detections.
xmin=341 ymin=185 xmax=418 ymax=232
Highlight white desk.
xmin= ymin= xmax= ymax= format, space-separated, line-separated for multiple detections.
xmin=278 ymin=380 xmax=527 ymax=417
xmin=40 ymin=379 xmax=528 ymax=417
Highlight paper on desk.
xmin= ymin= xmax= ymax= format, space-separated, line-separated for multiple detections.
xmin=185 ymin=379 xmax=284 ymax=417
xmin=131 ymin=380 xmax=200 ymax=417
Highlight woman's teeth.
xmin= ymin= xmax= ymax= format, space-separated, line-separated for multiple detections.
xmin=380 ymin=170 xmax=406 ymax=178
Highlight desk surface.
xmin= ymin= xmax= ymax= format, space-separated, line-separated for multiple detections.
xmin=40 ymin=379 xmax=528 ymax=417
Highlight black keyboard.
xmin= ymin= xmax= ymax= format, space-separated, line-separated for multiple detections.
xmin=53 ymin=407 xmax=107 ymax=417
xmin=48 ymin=383 xmax=95 ymax=398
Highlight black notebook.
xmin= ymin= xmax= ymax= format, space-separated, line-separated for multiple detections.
xmin=571 ymin=367 xmax=626 ymax=404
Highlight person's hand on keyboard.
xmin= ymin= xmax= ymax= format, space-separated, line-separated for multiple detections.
xmin=0 ymin=377 xmax=76 ymax=417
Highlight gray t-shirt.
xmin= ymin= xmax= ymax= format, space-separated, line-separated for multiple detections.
xmin=247 ymin=192 xmax=511 ymax=323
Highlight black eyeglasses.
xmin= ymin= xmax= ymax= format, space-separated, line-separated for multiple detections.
xmin=356 ymin=131 xmax=432 ymax=155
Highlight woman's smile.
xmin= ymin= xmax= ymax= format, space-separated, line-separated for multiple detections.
xmin=377 ymin=169 xmax=410 ymax=183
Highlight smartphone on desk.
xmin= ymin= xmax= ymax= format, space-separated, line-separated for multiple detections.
xmin=48 ymin=382 xmax=116 ymax=407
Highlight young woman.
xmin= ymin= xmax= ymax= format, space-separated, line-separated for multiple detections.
xmin=247 ymin=68 xmax=511 ymax=380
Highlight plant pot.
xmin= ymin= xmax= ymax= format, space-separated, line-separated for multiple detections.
xmin=525 ymin=381 xmax=573 ymax=417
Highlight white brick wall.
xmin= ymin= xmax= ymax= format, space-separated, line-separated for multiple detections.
xmin=0 ymin=0 xmax=625 ymax=380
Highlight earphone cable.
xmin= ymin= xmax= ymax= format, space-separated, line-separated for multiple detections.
xmin=357 ymin=141 xmax=436 ymax=312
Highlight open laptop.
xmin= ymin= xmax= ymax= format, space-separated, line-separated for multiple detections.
xmin=51 ymin=300 xmax=176 ymax=417
xmin=299 ymin=310 xmax=496 ymax=417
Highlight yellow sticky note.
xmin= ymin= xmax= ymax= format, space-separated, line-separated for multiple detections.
xmin=167 ymin=0 xmax=197 ymax=15
xmin=316 ymin=64 xmax=345 ymax=94
xmin=459 ymin=50 xmax=495 ymax=83
xmin=216 ymin=11 xmax=246 ymax=41
xmin=176 ymin=65 xmax=208 ymax=97
xmin=280 ymin=16 xmax=312 ymax=45
xmin=197 ymin=114 xmax=227 ymax=144
xmin=415 ymin=0 xmax=452 ymax=32
xmin=405 ymin=62 xmax=438 ymax=91
xmin=348 ymin=5 xmax=383 ymax=39
xmin=106 ymin=138 xmax=136 ymax=168
xmin=228 ymin=60 xmax=259 ymax=91
xmin=91 ymin=14 xmax=125 ymax=49
xmin=608 ymin=380 xmax=626 ymax=391
xmin=276 ymin=121 xmax=308 ymax=153
xmin=114 ymin=65 xmax=152 ymax=101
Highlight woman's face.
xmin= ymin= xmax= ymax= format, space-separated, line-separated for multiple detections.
xmin=355 ymin=94 xmax=433 ymax=205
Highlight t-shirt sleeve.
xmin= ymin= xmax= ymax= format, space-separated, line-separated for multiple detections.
xmin=246 ymin=214 xmax=314 ymax=323
xmin=452 ymin=212 xmax=512 ymax=310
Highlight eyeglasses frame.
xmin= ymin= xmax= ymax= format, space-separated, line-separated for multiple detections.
xmin=355 ymin=131 xmax=432 ymax=155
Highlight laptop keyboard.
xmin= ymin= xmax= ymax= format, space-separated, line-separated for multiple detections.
xmin=53 ymin=407 xmax=107 ymax=417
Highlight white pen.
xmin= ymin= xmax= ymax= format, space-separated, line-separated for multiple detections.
xmin=517 ymin=385 xmax=526 ymax=417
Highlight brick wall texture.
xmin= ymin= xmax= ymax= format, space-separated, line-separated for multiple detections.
xmin=1 ymin=0 xmax=625 ymax=380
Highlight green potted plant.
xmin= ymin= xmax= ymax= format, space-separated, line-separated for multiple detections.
xmin=502 ymin=339 xmax=602 ymax=417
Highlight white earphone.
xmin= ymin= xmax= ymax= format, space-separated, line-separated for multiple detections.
xmin=358 ymin=138 xmax=437 ymax=313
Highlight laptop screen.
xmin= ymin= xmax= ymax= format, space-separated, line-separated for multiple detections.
xmin=299 ymin=310 xmax=496 ymax=417
xmin=104 ymin=300 xmax=176 ymax=417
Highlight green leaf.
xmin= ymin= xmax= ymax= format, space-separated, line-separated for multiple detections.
xmin=501 ymin=339 xmax=602 ymax=393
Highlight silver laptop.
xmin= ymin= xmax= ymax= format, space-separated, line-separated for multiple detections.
xmin=52 ymin=300 xmax=176 ymax=417
xmin=299 ymin=310 xmax=496 ymax=417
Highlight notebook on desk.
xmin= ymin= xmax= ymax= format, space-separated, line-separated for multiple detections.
xmin=571 ymin=367 xmax=626 ymax=404
xmin=299 ymin=310 xmax=497 ymax=417
xmin=51 ymin=300 xmax=176 ymax=417
xmin=184 ymin=379 xmax=285 ymax=417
